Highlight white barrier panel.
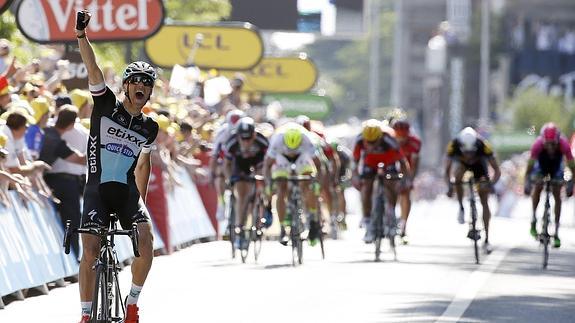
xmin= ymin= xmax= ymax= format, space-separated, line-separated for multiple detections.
xmin=114 ymin=220 xmax=166 ymax=263
xmin=0 ymin=166 xmax=209 ymax=298
xmin=167 ymin=166 xmax=216 ymax=246
xmin=0 ymin=193 xmax=78 ymax=297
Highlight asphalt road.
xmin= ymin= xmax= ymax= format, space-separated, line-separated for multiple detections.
xmin=1 ymin=191 xmax=574 ymax=323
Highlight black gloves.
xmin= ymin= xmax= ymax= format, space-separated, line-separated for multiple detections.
xmin=76 ymin=10 xmax=91 ymax=31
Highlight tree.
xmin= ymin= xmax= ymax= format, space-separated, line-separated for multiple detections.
xmin=304 ymin=5 xmax=395 ymax=121
xmin=510 ymin=88 xmax=572 ymax=134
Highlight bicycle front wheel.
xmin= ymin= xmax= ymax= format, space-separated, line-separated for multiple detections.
xmin=291 ymin=215 xmax=304 ymax=266
xmin=542 ymin=212 xmax=550 ymax=269
xmin=90 ymin=263 xmax=107 ymax=322
xmin=372 ymin=194 xmax=384 ymax=262
xmin=252 ymin=201 xmax=264 ymax=262
xmin=471 ymin=206 xmax=480 ymax=265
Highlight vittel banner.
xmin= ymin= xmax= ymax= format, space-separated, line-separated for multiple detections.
xmin=16 ymin=0 xmax=165 ymax=43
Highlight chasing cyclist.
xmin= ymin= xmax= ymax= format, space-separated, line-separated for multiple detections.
xmin=445 ymin=127 xmax=501 ymax=254
xmin=223 ymin=117 xmax=269 ymax=250
xmin=352 ymin=119 xmax=409 ymax=243
xmin=295 ymin=115 xmax=341 ymax=236
xmin=210 ymin=109 xmax=245 ymax=225
xmin=76 ymin=10 xmax=158 ymax=323
xmin=391 ymin=118 xmax=421 ymax=244
xmin=523 ymin=123 xmax=575 ymax=248
xmin=263 ymin=122 xmax=323 ymax=246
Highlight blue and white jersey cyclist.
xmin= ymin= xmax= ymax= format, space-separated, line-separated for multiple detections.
xmin=83 ymin=61 xmax=159 ymax=228
xmin=75 ymin=9 xmax=158 ymax=323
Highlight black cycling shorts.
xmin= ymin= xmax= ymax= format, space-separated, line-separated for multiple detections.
xmin=81 ymin=183 xmax=150 ymax=230
xmin=456 ymin=159 xmax=489 ymax=181
xmin=359 ymin=165 xmax=398 ymax=180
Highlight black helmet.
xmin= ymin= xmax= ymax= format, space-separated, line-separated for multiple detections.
xmin=122 ymin=61 xmax=157 ymax=83
xmin=237 ymin=117 xmax=255 ymax=139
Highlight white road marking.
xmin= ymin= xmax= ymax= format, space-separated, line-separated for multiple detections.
xmin=435 ymin=246 xmax=512 ymax=322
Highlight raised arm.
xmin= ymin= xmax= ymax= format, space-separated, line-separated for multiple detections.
xmin=75 ymin=10 xmax=104 ymax=86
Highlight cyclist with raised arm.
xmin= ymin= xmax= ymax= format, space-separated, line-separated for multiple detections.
xmin=524 ymin=123 xmax=575 ymax=248
xmin=391 ymin=119 xmax=421 ymax=244
xmin=445 ymin=127 xmax=501 ymax=254
xmin=223 ymin=117 xmax=269 ymax=249
xmin=352 ymin=119 xmax=409 ymax=243
xmin=75 ymin=11 xmax=158 ymax=323
xmin=263 ymin=123 xmax=323 ymax=246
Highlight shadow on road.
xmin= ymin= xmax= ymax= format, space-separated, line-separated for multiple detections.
xmin=494 ymin=246 xmax=575 ymax=278
xmin=463 ymin=294 xmax=575 ymax=323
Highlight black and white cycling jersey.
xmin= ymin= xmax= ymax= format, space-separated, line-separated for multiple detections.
xmin=87 ymin=83 xmax=158 ymax=186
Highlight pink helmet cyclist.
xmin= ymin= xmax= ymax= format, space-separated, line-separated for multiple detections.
xmin=541 ymin=122 xmax=560 ymax=144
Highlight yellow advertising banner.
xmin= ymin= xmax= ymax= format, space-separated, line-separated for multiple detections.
xmin=222 ymin=55 xmax=318 ymax=93
xmin=145 ymin=24 xmax=263 ymax=70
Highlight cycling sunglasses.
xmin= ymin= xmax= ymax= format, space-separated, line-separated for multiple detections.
xmin=128 ymin=75 xmax=154 ymax=87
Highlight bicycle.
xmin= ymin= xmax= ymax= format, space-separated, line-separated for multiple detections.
xmin=455 ymin=176 xmax=484 ymax=265
xmin=277 ymin=163 xmax=324 ymax=266
xmin=63 ymin=215 xmax=140 ymax=323
xmin=234 ymin=174 xmax=267 ymax=263
xmin=536 ymin=175 xmax=556 ymax=269
xmin=371 ymin=163 xmax=403 ymax=262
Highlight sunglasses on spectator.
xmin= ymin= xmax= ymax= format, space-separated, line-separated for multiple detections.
xmin=128 ymin=75 xmax=154 ymax=87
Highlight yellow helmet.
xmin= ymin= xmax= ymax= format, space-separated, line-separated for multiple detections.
xmin=284 ymin=127 xmax=303 ymax=150
xmin=362 ymin=119 xmax=383 ymax=142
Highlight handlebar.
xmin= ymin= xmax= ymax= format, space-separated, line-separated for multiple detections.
xmin=63 ymin=220 xmax=140 ymax=257
xmin=376 ymin=163 xmax=403 ymax=180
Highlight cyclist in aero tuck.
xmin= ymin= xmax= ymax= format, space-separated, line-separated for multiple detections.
xmin=75 ymin=10 xmax=159 ymax=323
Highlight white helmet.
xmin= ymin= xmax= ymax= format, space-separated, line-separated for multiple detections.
xmin=457 ymin=127 xmax=478 ymax=152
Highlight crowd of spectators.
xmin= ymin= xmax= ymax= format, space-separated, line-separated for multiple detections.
xmin=0 ymin=37 xmax=282 ymax=258
xmin=508 ymin=17 xmax=575 ymax=84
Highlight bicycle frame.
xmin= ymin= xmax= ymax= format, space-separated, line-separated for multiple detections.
xmin=372 ymin=164 xmax=402 ymax=262
xmin=233 ymin=174 xmax=265 ymax=263
xmin=63 ymin=216 xmax=139 ymax=322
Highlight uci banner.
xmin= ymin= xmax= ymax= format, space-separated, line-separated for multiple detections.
xmin=145 ymin=23 xmax=263 ymax=70
xmin=0 ymin=0 xmax=13 ymax=14
xmin=221 ymin=55 xmax=318 ymax=93
xmin=16 ymin=0 xmax=165 ymax=43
